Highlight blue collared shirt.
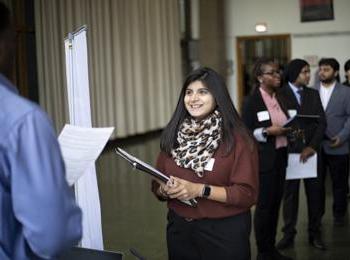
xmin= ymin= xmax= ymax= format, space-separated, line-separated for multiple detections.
xmin=0 ymin=74 xmax=82 ymax=259
xmin=288 ymin=82 xmax=303 ymax=105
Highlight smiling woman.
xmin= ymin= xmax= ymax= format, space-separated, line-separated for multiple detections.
xmin=151 ymin=67 xmax=259 ymax=260
xmin=184 ymin=81 xmax=216 ymax=121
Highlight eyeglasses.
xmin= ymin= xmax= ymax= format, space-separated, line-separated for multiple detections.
xmin=262 ymin=70 xmax=281 ymax=76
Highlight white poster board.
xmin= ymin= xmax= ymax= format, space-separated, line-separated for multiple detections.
xmin=64 ymin=26 xmax=103 ymax=249
xmin=286 ymin=154 xmax=317 ymax=180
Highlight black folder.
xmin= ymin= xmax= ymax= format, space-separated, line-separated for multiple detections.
xmin=59 ymin=247 xmax=123 ymax=260
xmin=284 ymin=114 xmax=320 ymax=153
xmin=283 ymin=114 xmax=320 ymax=128
xmin=115 ymin=147 xmax=198 ymax=207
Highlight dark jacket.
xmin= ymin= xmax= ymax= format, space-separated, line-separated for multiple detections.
xmin=278 ymin=84 xmax=326 ymax=152
xmin=315 ymin=82 xmax=350 ymax=155
xmin=242 ymin=88 xmax=289 ymax=172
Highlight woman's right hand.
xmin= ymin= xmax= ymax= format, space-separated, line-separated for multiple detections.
xmin=155 ymin=180 xmax=171 ymax=198
xmin=266 ymin=125 xmax=291 ymax=136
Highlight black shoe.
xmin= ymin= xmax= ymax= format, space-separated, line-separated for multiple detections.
xmin=276 ymin=236 xmax=294 ymax=250
xmin=309 ymin=235 xmax=326 ymax=250
xmin=334 ymin=217 xmax=345 ymax=226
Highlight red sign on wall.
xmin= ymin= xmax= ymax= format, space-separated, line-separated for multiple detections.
xmin=300 ymin=0 xmax=334 ymax=22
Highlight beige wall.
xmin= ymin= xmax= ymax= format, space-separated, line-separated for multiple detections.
xmin=198 ymin=0 xmax=227 ymax=77
xmin=225 ymin=0 xmax=350 ymax=102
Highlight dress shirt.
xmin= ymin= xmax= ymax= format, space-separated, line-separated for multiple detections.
xmin=0 ymin=74 xmax=82 ymax=259
xmin=288 ymin=82 xmax=303 ymax=105
xmin=319 ymin=82 xmax=335 ymax=110
xmin=259 ymin=87 xmax=288 ymax=148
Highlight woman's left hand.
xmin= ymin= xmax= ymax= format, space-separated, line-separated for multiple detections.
xmin=166 ymin=176 xmax=203 ymax=201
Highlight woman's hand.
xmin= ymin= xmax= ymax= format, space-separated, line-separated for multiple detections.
xmin=165 ymin=176 xmax=203 ymax=201
xmin=266 ymin=125 xmax=291 ymax=136
xmin=157 ymin=182 xmax=169 ymax=198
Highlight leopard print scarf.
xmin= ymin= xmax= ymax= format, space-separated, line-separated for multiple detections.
xmin=171 ymin=110 xmax=222 ymax=177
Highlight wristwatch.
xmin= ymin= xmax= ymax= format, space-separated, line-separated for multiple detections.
xmin=202 ymin=184 xmax=211 ymax=198
xmin=262 ymin=128 xmax=268 ymax=138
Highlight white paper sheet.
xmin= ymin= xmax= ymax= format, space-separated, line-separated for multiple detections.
xmin=286 ymin=153 xmax=317 ymax=180
xmin=65 ymin=27 xmax=104 ymax=249
xmin=58 ymin=124 xmax=114 ymax=186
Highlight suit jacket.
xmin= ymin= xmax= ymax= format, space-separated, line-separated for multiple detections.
xmin=315 ymin=82 xmax=350 ymax=155
xmin=242 ymin=88 xmax=288 ymax=172
xmin=278 ymin=84 xmax=326 ymax=152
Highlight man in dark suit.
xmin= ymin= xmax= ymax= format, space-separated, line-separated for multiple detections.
xmin=317 ymin=58 xmax=350 ymax=227
xmin=276 ymin=59 xmax=326 ymax=250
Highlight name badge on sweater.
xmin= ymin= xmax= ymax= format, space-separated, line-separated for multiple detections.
xmin=204 ymin=158 xmax=215 ymax=171
xmin=257 ymin=111 xmax=270 ymax=122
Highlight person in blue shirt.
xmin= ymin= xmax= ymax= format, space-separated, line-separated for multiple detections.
xmin=0 ymin=3 xmax=82 ymax=259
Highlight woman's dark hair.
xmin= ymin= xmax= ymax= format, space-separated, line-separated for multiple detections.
xmin=160 ymin=67 xmax=254 ymax=154
xmin=251 ymin=57 xmax=289 ymax=113
xmin=344 ymin=59 xmax=350 ymax=72
xmin=251 ymin=57 xmax=276 ymax=93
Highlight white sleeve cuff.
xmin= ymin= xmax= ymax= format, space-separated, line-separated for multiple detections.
xmin=254 ymin=127 xmax=267 ymax=142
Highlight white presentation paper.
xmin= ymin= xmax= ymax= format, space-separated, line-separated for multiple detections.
xmin=58 ymin=124 xmax=114 ymax=186
xmin=286 ymin=153 xmax=317 ymax=180
xmin=65 ymin=27 xmax=104 ymax=249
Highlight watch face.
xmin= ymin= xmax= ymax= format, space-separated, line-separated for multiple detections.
xmin=203 ymin=185 xmax=211 ymax=197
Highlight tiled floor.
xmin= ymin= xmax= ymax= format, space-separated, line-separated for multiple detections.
xmin=96 ymin=131 xmax=349 ymax=260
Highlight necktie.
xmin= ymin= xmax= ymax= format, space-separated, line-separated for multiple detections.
xmin=297 ymin=89 xmax=303 ymax=105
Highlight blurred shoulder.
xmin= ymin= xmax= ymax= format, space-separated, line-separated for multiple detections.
xmin=338 ymin=82 xmax=350 ymax=93
xmin=0 ymin=87 xmax=51 ymax=140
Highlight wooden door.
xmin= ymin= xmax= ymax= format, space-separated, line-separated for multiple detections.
xmin=236 ymin=34 xmax=291 ymax=111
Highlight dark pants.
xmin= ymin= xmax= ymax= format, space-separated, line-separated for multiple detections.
xmin=281 ymin=166 xmax=323 ymax=239
xmin=319 ymin=149 xmax=349 ymax=219
xmin=255 ymin=148 xmax=287 ymax=253
xmin=167 ymin=210 xmax=251 ymax=260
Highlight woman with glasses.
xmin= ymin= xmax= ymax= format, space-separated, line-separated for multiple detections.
xmin=152 ymin=67 xmax=259 ymax=260
xmin=242 ymin=58 xmax=292 ymax=260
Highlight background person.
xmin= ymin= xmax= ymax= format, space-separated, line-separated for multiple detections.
xmin=0 ymin=3 xmax=82 ymax=259
xmin=342 ymin=59 xmax=350 ymax=87
xmin=152 ymin=67 xmax=258 ymax=260
xmin=345 ymin=59 xmax=350 ymax=197
xmin=316 ymin=58 xmax=350 ymax=227
xmin=242 ymin=58 xmax=292 ymax=260
xmin=276 ymin=59 xmax=326 ymax=250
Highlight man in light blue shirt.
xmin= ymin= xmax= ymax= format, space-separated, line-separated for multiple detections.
xmin=0 ymin=3 xmax=82 ymax=259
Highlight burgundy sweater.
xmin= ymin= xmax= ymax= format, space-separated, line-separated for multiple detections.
xmin=152 ymin=133 xmax=259 ymax=219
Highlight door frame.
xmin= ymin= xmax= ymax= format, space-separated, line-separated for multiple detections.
xmin=236 ymin=34 xmax=291 ymax=111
